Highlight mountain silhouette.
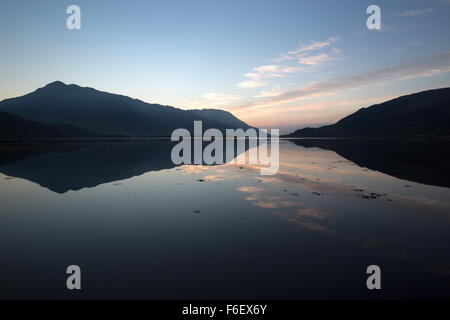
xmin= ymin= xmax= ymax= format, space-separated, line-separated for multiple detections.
xmin=0 ymin=110 xmax=99 ymax=139
xmin=0 ymin=81 xmax=252 ymax=138
xmin=285 ymin=88 xmax=450 ymax=137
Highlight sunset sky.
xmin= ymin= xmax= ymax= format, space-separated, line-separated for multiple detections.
xmin=1 ymin=0 xmax=449 ymax=133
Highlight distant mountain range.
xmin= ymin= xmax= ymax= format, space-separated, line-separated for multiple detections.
xmin=285 ymin=88 xmax=450 ymax=138
xmin=0 ymin=81 xmax=251 ymax=139
xmin=3 ymin=83 xmax=449 ymax=139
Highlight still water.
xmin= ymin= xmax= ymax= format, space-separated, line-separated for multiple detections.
xmin=0 ymin=139 xmax=449 ymax=299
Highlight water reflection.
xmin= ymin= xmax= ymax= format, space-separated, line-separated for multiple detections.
xmin=290 ymin=138 xmax=450 ymax=188
xmin=0 ymin=141 xmax=175 ymax=193
xmin=0 ymin=140 xmax=251 ymax=193
xmin=0 ymin=139 xmax=449 ymax=299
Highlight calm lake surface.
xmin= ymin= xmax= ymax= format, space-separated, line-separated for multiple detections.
xmin=0 ymin=139 xmax=449 ymax=299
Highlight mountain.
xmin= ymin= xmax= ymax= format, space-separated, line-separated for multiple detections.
xmin=0 ymin=111 xmax=99 ymax=139
xmin=0 ymin=81 xmax=252 ymax=138
xmin=285 ymin=88 xmax=450 ymax=137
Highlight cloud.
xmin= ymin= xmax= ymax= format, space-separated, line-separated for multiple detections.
xmin=400 ymin=8 xmax=434 ymax=16
xmin=203 ymin=92 xmax=240 ymax=101
xmin=238 ymin=52 xmax=450 ymax=109
xmin=237 ymin=80 xmax=267 ymax=88
xmin=254 ymin=87 xmax=284 ymax=98
xmin=298 ymin=53 xmax=336 ymax=66
xmin=237 ymin=37 xmax=340 ymax=88
xmin=287 ymin=37 xmax=339 ymax=56
xmin=397 ymin=67 xmax=450 ymax=80
xmin=273 ymin=54 xmax=295 ymax=63
xmin=245 ymin=65 xmax=305 ymax=80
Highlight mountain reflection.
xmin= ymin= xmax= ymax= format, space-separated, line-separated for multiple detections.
xmin=1 ymin=138 xmax=449 ymax=194
xmin=0 ymin=140 xmax=251 ymax=193
xmin=290 ymin=139 xmax=450 ymax=188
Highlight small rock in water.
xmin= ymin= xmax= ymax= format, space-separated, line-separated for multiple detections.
xmin=197 ymin=179 xmax=205 ymax=182
xmin=193 ymin=210 xmax=201 ymax=214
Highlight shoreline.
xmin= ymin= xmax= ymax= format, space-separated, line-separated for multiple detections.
xmin=1 ymin=135 xmax=450 ymax=145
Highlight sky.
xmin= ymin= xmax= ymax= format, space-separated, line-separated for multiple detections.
xmin=0 ymin=0 xmax=449 ymax=134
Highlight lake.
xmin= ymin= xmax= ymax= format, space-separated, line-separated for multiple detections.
xmin=0 ymin=139 xmax=449 ymax=299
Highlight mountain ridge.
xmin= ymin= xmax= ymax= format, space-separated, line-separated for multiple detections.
xmin=0 ymin=81 xmax=252 ymax=138
xmin=285 ymin=88 xmax=450 ymax=138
